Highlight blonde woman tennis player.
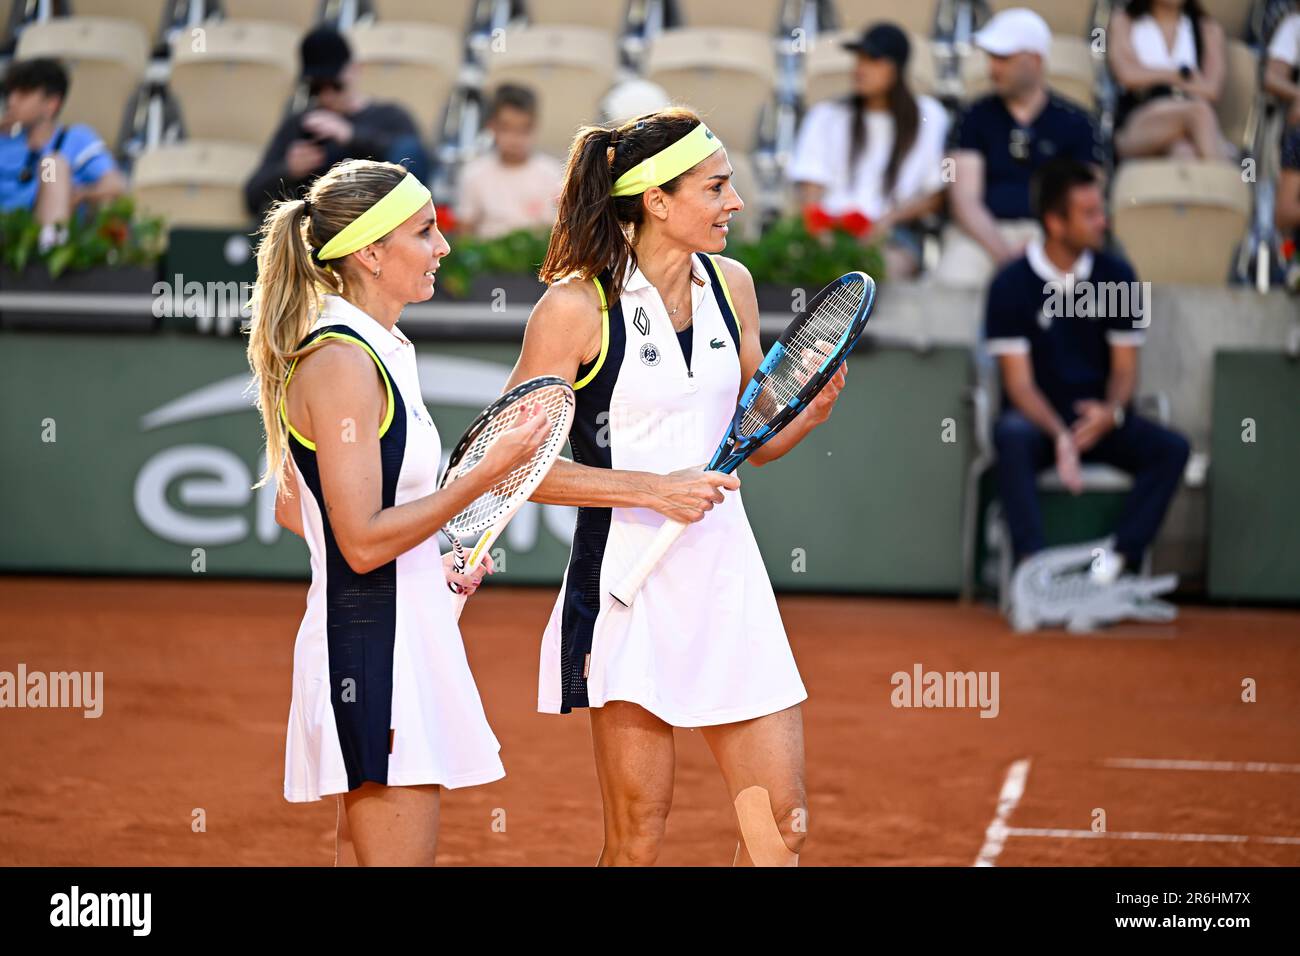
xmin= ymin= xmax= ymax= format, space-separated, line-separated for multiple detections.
xmin=505 ymin=108 xmax=848 ymax=865
xmin=247 ymin=159 xmax=550 ymax=866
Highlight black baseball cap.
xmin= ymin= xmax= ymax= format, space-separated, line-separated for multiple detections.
xmin=300 ymin=26 xmax=351 ymax=81
xmin=841 ymin=22 xmax=911 ymax=68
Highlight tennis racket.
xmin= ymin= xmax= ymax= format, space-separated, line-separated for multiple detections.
xmin=440 ymin=375 xmax=575 ymax=619
xmin=608 ymin=271 xmax=877 ymax=608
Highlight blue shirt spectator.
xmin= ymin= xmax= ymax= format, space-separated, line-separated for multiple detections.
xmin=0 ymin=122 xmax=117 ymax=211
xmin=1 ymin=57 xmax=124 ymax=227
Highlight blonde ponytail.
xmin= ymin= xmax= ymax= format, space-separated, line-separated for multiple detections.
xmin=245 ymin=158 xmax=410 ymax=495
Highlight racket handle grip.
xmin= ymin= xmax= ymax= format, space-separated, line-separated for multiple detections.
xmin=452 ymin=590 xmax=468 ymax=621
xmin=609 ymin=518 xmax=688 ymax=607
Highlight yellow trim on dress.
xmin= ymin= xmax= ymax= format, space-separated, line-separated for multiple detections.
xmin=573 ymin=276 xmax=610 ymax=391
xmin=710 ymin=254 xmax=740 ymax=321
xmin=280 ymin=332 xmax=396 ymax=451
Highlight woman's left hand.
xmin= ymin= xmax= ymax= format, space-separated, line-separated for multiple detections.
xmin=444 ymin=549 xmax=495 ymax=596
xmin=806 ymin=361 xmax=847 ymax=426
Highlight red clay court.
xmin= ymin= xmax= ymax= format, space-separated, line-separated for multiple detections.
xmin=1 ymin=577 xmax=1296 ymax=866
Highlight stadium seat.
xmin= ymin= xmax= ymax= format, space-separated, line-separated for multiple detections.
xmin=68 ymin=0 xmax=171 ymax=49
xmin=484 ymin=25 xmax=619 ymax=160
xmin=526 ymin=0 xmax=628 ymax=35
xmin=671 ymin=0 xmax=787 ymax=33
xmin=1111 ymin=159 xmax=1251 ymax=283
xmin=346 ymin=21 xmax=461 ymax=138
xmin=646 ymin=28 xmax=777 ymax=152
xmin=803 ymin=29 xmax=938 ymax=104
xmin=832 ymin=0 xmax=938 ymax=39
xmin=168 ymin=20 xmax=298 ymax=148
xmin=132 ymin=140 xmax=260 ymax=228
xmin=1217 ymin=37 xmax=1259 ymax=151
xmin=370 ymin=0 xmax=476 ymax=33
xmin=1198 ymin=0 xmax=1255 ymax=39
xmin=14 ymin=17 xmax=149 ymax=148
xmin=963 ymin=34 xmax=1098 ymax=109
xmin=223 ymin=0 xmax=323 ymax=32
xmin=985 ymin=0 xmax=1098 ymax=39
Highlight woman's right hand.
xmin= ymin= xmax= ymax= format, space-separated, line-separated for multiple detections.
xmin=648 ymin=466 xmax=741 ymax=523
xmin=472 ymin=402 xmax=552 ymax=490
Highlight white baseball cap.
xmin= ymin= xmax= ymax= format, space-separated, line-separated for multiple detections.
xmin=973 ymin=8 xmax=1052 ymax=59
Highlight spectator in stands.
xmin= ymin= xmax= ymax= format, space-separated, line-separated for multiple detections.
xmin=1277 ymin=125 xmax=1300 ymax=252
xmin=455 ymin=84 xmax=563 ymax=240
xmin=788 ymin=23 xmax=948 ymax=278
xmin=985 ymin=158 xmax=1189 ymax=583
xmin=1264 ymin=8 xmax=1300 ymax=129
xmin=940 ymin=8 xmax=1104 ymax=288
xmin=1109 ymin=0 xmax=1235 ymax=160
xmin=0 ymin=58 xmax=125 ymax=247
xmin=244 ymin=26 xmax=428 ymax=221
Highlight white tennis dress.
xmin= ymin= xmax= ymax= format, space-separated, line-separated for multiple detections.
xmin=282 ymin=294 xmax=504 ymax=803
xmin=538 ymin=254 xmax=808 ymax=727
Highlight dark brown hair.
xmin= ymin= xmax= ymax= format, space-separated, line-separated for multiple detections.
xmin=846 ymin=65 xmax=919 ymax=197
xmin=539 ymin=106 xmax=702 ymax=305
xmin=489 ymin=82 xmax=538 ymax=119
xmin=1031 ymin=157 xmax=1098 ymax=224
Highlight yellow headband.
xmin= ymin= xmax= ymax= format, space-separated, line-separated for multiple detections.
xmin=316 ymin=172 xmax=432 ymax=261
xmin=610 ymin=123 xmax=724 ymax=198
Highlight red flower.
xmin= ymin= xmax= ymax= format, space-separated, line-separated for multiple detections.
xmin=99 ymin=219 xmax=129 ymax=246
xmin=803 ymin=204 xmax=835 ymax=235
xmin=838 ymin=210 xmax=873 ymax=239
xmin=802 ymin=204 xmax=873 ymax=239
xmin=435 ymin=204 xmax=457 ymax=234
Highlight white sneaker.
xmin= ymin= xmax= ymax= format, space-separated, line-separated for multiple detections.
xmin=1089 ymin=547 xmax=1126 ymax=586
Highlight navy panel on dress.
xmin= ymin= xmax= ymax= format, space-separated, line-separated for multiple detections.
xmin=696 ymin=253 xmax=741 ymax=352
xmin=288 ymin=324 xmax=407 ymax=790
xmin=558 ymin=273 xmax=624 ymax=712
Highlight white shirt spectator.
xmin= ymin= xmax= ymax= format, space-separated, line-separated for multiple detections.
xmin=789 ymin=94 xmax=949 ymax=220
xmin=455 ymin=150 xmax=564 ymax=239
xmin=1128 ymin=12 xmax=1199 ymax=72
xmin=1268 ymin=13 xmax=1300 ymax=67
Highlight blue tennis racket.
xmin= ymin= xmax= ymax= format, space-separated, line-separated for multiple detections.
xmin=609 ymin=271 xmax=877 ymax=607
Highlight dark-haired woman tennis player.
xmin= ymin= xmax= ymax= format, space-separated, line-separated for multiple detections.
xmin=504 ymin=108 xmax=849 ymax=865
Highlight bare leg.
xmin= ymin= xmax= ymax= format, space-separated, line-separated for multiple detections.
xmin=1115 ymin=100 xmax=1201 ymax=159
xmin=1187 ymin=99 xmax=1229 ymax=160
xmin=699 ymin=704 xmax=807 ymax=866
xmin=334 ymin=795 xmax=357 ymax=867
xmin=589 ymin=701 xmax=675 ymax=866
xmin=341 ymin=782 xmax=440 ymax=867
xmin=33 ymin=153 xmax=72 ymax=229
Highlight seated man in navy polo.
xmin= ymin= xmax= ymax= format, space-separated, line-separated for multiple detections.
xmin=0 ymin=58 xmax=125 ymax=247
xmin=941 ymin=8 xmax=1105 ymax=288
xmin=985 ymin=158 xmax=1190 ymax=583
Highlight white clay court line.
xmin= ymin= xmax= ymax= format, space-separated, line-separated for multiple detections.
xmin=1102 ymin=758 xmax=1300 ymax=774
xmin=973 ymin=757 xmax=1031 ymax=867
xmin=1005 ymin=827 xmax=1300 ymax=846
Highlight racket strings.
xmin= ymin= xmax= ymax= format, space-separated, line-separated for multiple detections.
xmin=740 ymin=279 xmax=864 ymax=435
xmin=446 ymin=384 xmax=573 ymax=535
